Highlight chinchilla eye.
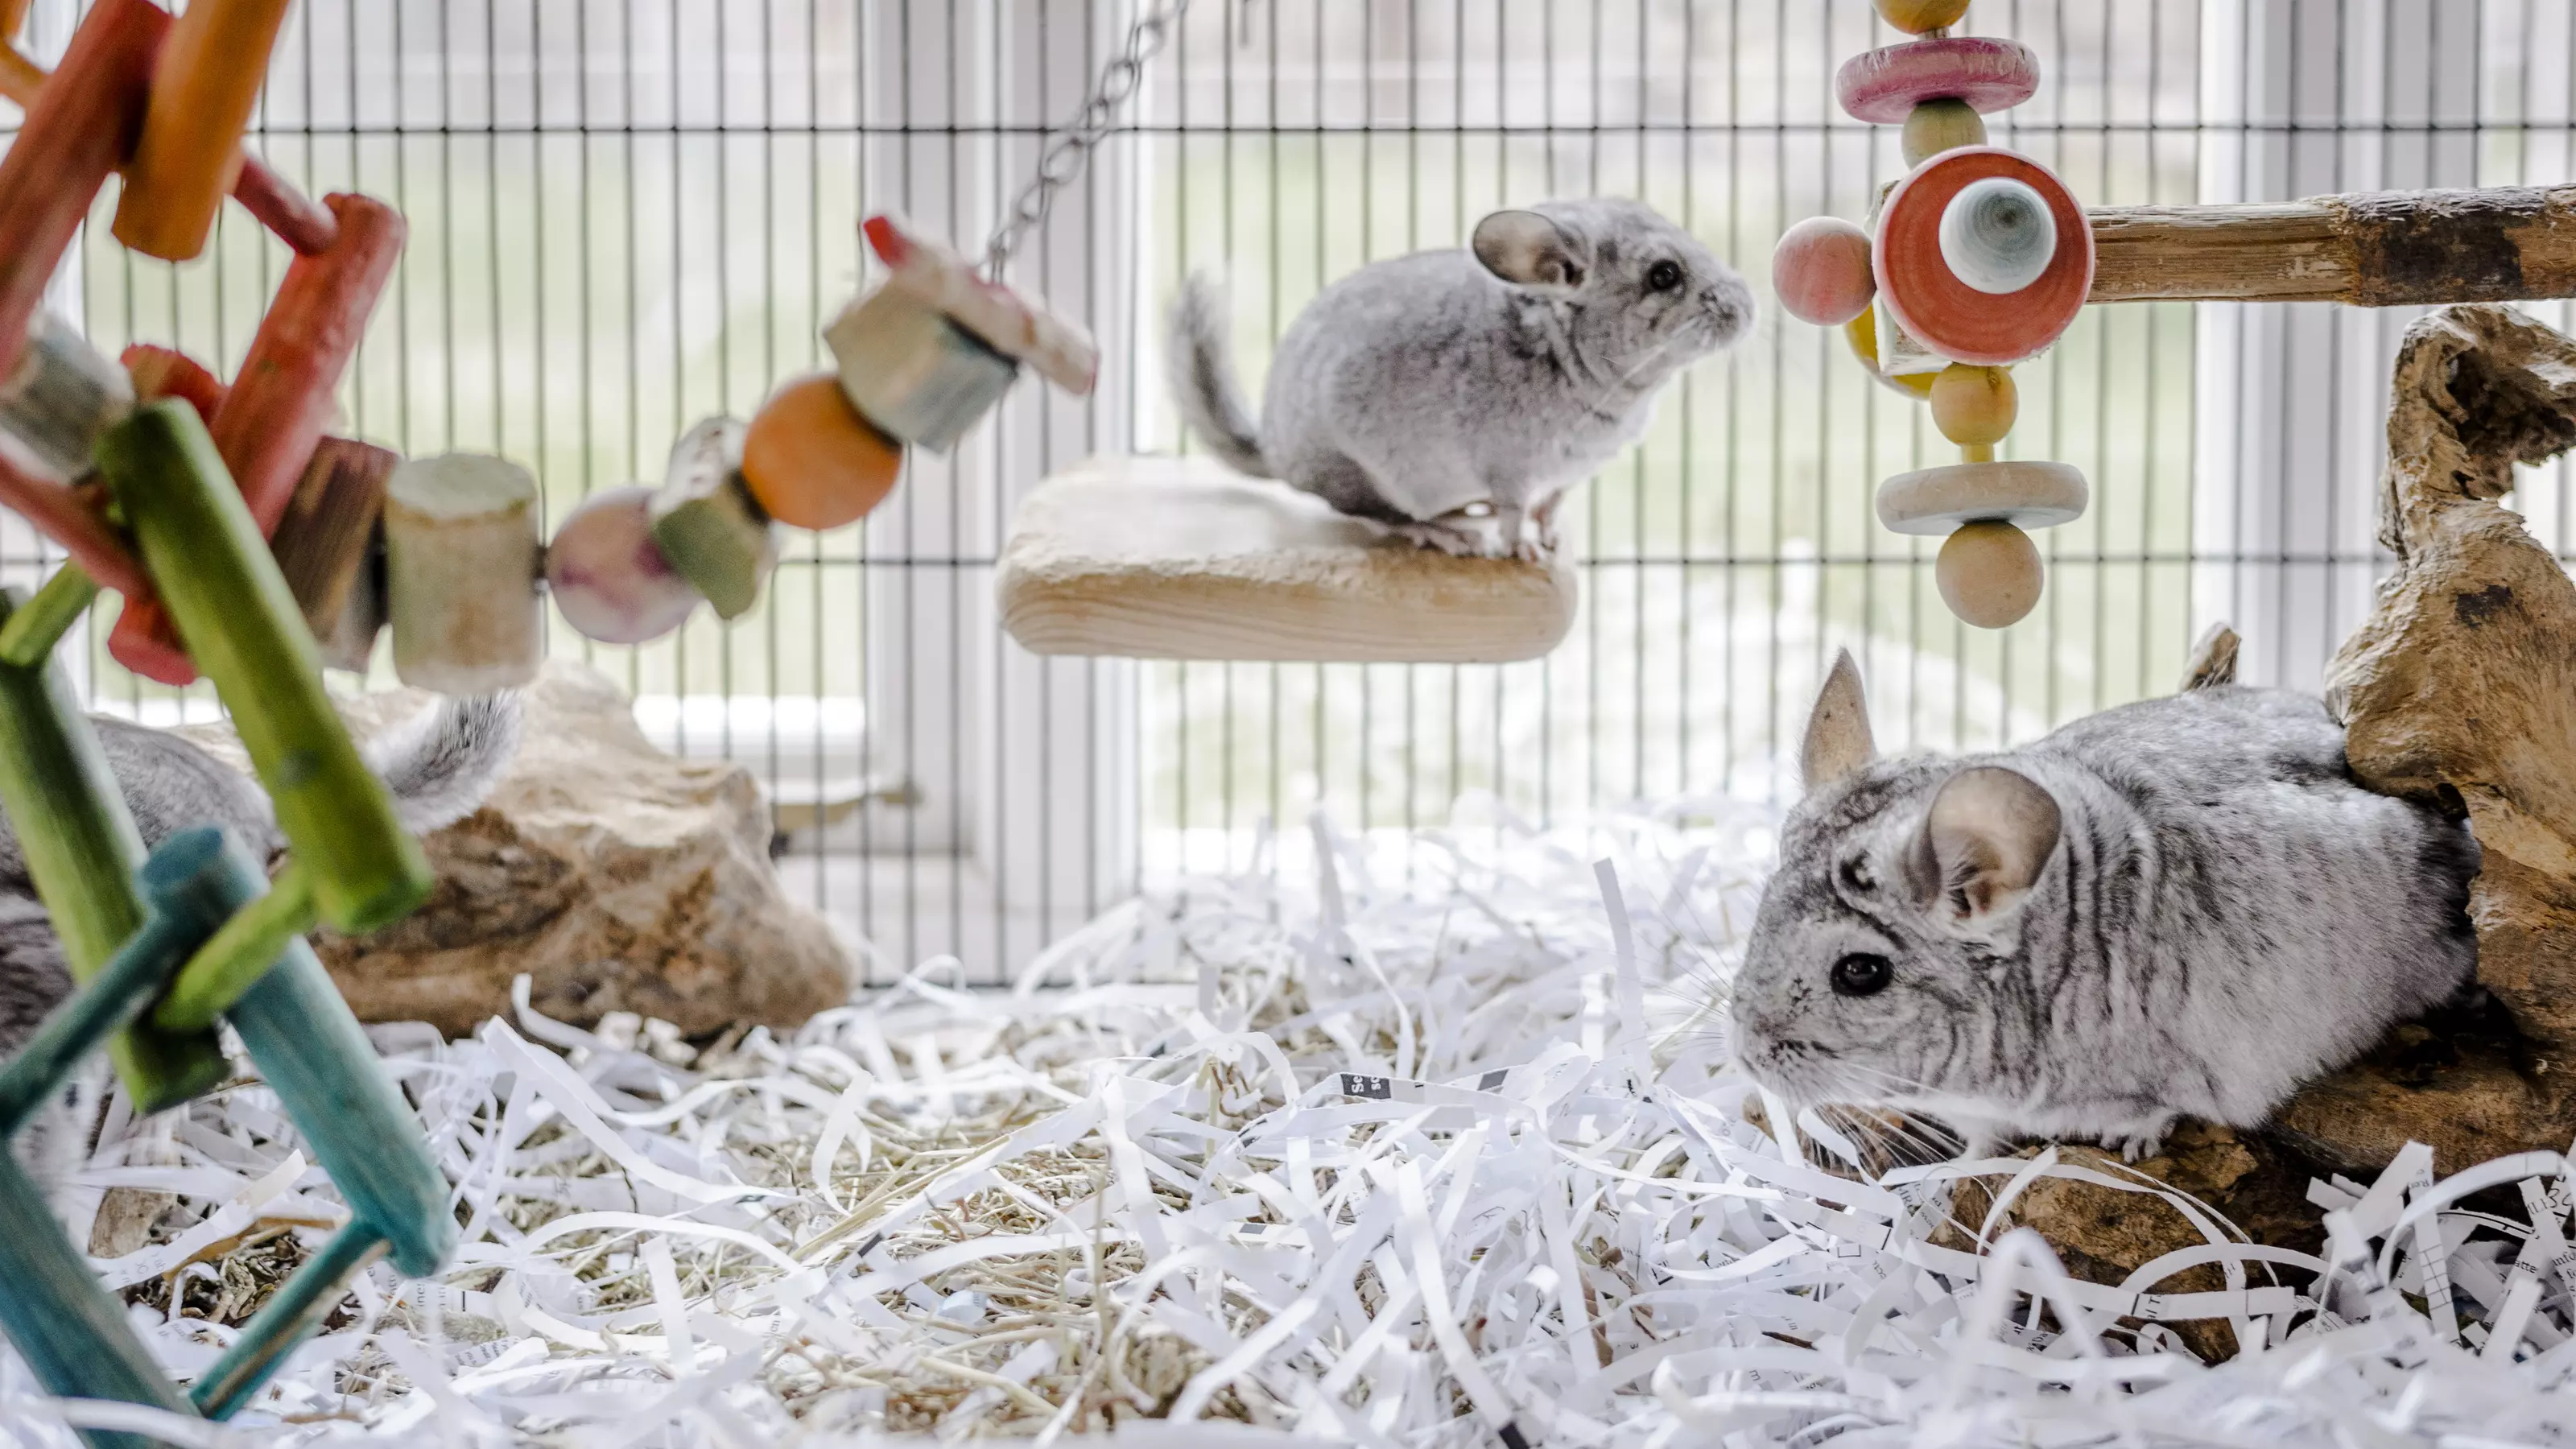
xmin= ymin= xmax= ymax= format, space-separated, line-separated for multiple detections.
xmin=1839 ymin=856 xmax=1874 ymax=893
xmin=1831 ymin=953 xmax=1893 ymax=997
xmin=1646 ymin=259 xmax=1684 ymax=291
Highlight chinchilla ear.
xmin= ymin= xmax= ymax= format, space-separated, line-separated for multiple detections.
xmin=1799 ymin=650 xmax=1876 ymax=791
xmin=1472 ymin=209 xmax=1590 ymax=289
xmin=1918 ymin=766 xmax=2062 ymax=923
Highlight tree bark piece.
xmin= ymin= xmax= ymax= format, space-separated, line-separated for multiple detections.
xmin=2248 ymin=302 xmax=2576 ymax=1175
xmin=174 ymin=662 xmax=858 ymax=1039
xmin=2089 ymin=188 xmax=2576 ymax=306
xmin=385 ymin=453 xmax=543 ymax=695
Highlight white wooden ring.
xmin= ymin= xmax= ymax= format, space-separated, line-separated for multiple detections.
xmin=1876 ymin=459 xmax=2087 ymax=535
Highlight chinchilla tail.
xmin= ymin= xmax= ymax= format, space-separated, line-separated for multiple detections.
xmin=1165 ymin=273 xmax=1273 ymax=478
xmin=365 ymin=692 xmax=526 ymax=836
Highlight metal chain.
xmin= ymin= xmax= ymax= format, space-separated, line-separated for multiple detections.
xmin=982 ymin=0 xmax=1191 ymax=278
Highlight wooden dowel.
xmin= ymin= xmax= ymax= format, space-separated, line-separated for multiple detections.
xmin=0 ymin=457 xmax=147 ymax=598
xmin=190 ymin=1225 xmax=387 ymax=1419
xmin=0 ymin=886 xmax=184 ymax=1137
xmin=0 ymin=565 xmax=97 ymax=669
xmin=111 ymin=195 xmax=403 ymax=685
xmin=122 ymin=342 xmax=228 ymax=421
xmin=0 ymin=589 xmax=229 ymax=1113
xmin=111 ymin=0 xmax=297 ymax=262
xmin=0 ymin=40 xmax=336 ymax=256
xmin=2089 ymin=186 xmax=2576 ymax=306
xmin=153 ymin=859 xmax=313 ymax=1032
xmin=0 ymin=0 xmax=157 ymax=380
xmin=94 ymin=401 xmax=431 ymax=936
xmin=0 ymin=1155 xmax=191 ymax=1448
xmin=216 ymin=195 xmax=404 ymax=535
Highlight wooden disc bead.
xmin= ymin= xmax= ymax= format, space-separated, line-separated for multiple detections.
xmin=1937 ymin=519 xmax=2042 ymax=629
xmin=1836 ymin=37 xmax=2040 ymax=124
xmin=1876 ymin=0 xmax=1972 ymax=34
xmin=1901 ymin=97 xmax=1988 ymax=166
xmin=1771 ymin=216 xmax=1876 ymax=327
xmin=1930 ymin=364 xmax=2015 ymax=447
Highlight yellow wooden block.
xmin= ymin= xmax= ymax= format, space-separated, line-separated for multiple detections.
xmin=996 ymin=456 xmax=1579 ymax=663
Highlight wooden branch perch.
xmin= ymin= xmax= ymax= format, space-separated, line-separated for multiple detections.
xmin=2089 ymin=187 xmax=2576 ymax=306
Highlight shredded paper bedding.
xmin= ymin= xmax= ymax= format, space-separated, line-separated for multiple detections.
xmin=9 ymin=795 xmax=2576 ymax=1447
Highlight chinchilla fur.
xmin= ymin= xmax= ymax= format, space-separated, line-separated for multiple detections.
xmin=1728 ymin=651 xmax=2481 ymax=1162
xmin=1166 ymin=197 xmax=1752 ymax=559
xmin=0 ymin=693 xmax=522 ymax=1202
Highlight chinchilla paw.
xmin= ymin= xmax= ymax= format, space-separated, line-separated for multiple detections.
xmin=1391 ymin=519 xmax=1493 ymax=557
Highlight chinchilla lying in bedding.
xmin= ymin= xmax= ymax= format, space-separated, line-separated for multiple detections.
xmin=1166 ymin=197 xmax=1754 ymax=561
xmin=1728 ymin=648 xmax=2481 ymax=1162
xmin=0 ymin=693 xmax=522 ymax=1201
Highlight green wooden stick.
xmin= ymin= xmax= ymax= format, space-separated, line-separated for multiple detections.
xmin=0 ymin=564 xmax=98 ymax=669
xmin=93 ymin=400 xmax=431 ymax=935
xmin=0 ymin=591 xmax=228 ymax=1111
xmin=152 ymin=859 xmax=314 ymax=1032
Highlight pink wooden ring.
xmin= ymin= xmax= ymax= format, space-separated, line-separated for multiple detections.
xmin=1872 ymin=147 xmax=2093 ymax=367
xmin=1835 ymin=38 xmax=2040 ymax=125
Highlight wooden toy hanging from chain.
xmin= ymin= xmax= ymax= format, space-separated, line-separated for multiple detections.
xmin=1771 ymin=0 xmax=2092 ymax=629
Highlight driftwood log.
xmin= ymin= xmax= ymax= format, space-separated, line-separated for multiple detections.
xmin=2089 ymin=188 xmax=2576 ymax=307
xmin=1959 ymin=304 xmax=2576 ymax=1357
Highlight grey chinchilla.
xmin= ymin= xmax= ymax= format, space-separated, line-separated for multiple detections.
xmin=1166 ymin=197 xmax=1752 ymax=559
xmin=1727 ymin=649 xmax=2480 ymax=1162
xmin=0 ymin=693 xmax=524 ymax=1205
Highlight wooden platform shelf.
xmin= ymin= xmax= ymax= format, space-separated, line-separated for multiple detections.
xmin=996 ymin=456 xmax=1579 ymax=663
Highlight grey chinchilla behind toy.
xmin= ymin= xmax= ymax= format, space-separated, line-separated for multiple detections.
xmin=1727 ymin=648 xmax=2480 ymax=1162
xmin=0 ymin=693 xmax=523 ymax=1204
xmin=1166 ymin=197 xmax=1753 ymax=560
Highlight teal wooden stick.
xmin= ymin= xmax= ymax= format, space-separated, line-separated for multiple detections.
xmin=189 ymin=1224 xmax=387 ymax=1421
xmin=0 ymin=564 xmax=99 ymax=669
xmin=0 ymin=1154 xmax=191 ymax=1449
xmin=93 ymin=401 xmax=431 ymax=935
xmin=0 ymin=592 xmax=228 ymax=1113
xmin=163 ymin=828 xmax=456 ymax=1279
xmin=0 ymin=893 xmax=195 ymax=1135
xmin=153 ymin=861 xmax=315 ymax=1033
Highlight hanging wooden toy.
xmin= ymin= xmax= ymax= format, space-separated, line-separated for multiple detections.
xmin=1772 ymin=0 xmax=2090 ymax=629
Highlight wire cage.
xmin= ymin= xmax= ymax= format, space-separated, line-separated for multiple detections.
xmin=3 ymin=0 xmax=2573 ymax=982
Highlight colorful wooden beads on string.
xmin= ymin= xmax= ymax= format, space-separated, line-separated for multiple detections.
xmin=1772 ymin=0 xmax=2094 ymax=629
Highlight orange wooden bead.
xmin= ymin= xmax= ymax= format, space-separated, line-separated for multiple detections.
xmin=740 ymin=372 xmax=902 ymax=531
xmin=1930 ymin=363 xmax=2016 ymax=447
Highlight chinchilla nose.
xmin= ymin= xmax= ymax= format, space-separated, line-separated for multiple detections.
xmin=1700 ymin=283 xmax=1752 ymax=341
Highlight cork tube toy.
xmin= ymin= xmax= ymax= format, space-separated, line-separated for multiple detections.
xmin=384 ymin=453 xmax=545 ymax=695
